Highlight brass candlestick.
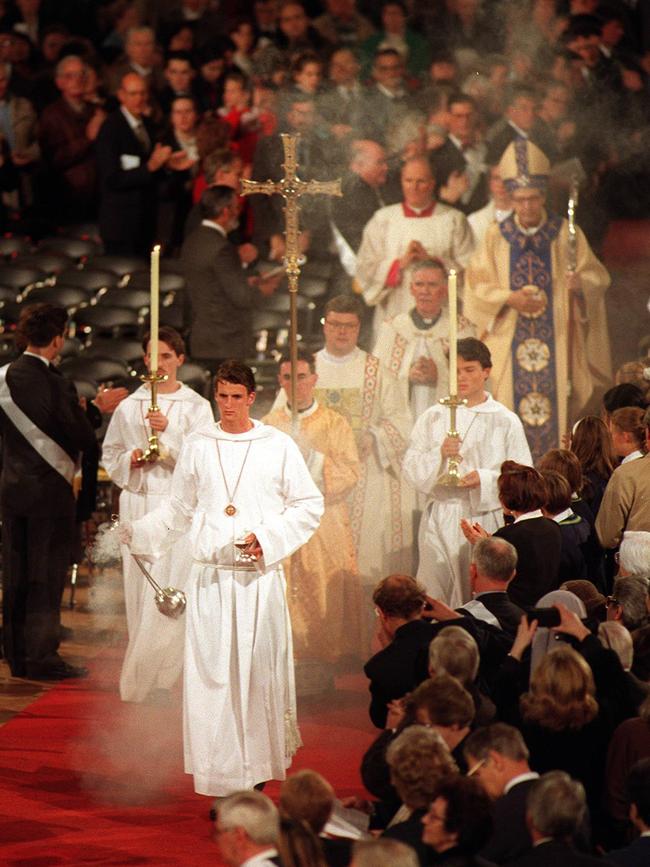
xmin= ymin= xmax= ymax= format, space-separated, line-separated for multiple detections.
xmin=140 ymin=370 xmax=169 ymax=462
xmin=436 ymin=394 xmax=468 ymax=487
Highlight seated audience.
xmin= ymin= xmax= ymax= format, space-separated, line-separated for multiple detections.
xmin=607 ymin=757 xmax=650 ymax=865
xmin=509 ymin=771 xmax=614 ymax=866
xmin=608 ymin=576 xmax=650 ymax=633
xmin=420 ymin=775 xmax=494 ymax=866
xmin=464 ymin=723 xmax=540 ymax=864
xmin=408 ymin=674 xmax=475 ymax=771
xmin=213 ymin=790 xmax=282 ymax=867
xmin=351 ymin=838 xmax=418 ymax=867
xmin=383 ymin=725 xmax=457 ymax=861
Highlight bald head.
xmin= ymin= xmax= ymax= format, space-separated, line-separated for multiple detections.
xmin=350 ymin=139 xmax=388 ymax=187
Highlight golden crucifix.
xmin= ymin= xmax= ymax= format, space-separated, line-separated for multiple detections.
xmin=240 ymin=133 xmax=342 ymax=430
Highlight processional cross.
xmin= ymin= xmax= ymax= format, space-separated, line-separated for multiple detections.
xmin=240 ymin=133 xmax=342 ymax=429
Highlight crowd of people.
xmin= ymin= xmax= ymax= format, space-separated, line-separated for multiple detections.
xmin=2 ymin=0 xmax=650 ymax=865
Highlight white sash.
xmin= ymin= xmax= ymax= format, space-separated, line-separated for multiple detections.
xmin=0 ymin=363 xmax=75 ymax=484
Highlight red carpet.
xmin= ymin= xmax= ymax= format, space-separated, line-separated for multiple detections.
xmin=0 ymin=647 xmax=375 ymax=865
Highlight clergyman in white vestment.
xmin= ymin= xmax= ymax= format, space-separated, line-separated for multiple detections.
xmin=102 ymin=329 xmax=213 ymax=703
xmin=403 ymin=339 xmax=531 ymax=607
xmin=373 ymin=259 xmax=476 ymax=423
xmin=123 ymin=362 xmax=323 ymax=796
xmin=356 ymin=155 xmax=474 ymax=341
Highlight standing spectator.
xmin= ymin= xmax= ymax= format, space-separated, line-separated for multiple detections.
xmin=107 ymin=25 xmax=165 ymax=99
xmin=0 ymin=57 xmax=38 ymax=209
xmin=95 ymin=71 xmax=172 ymax=255
xmin=313 ymin=0 xmax=375 ymax=50
xmin=158 ymin=49 xmax=197 ymax=115
xmin=609 ymin=408 xmax=647 ymax=465
xmin=38 ymin=54 xmax=104 ymax=224
xmin=156 ymin=94 xmax=199 ymax=254
xmin=1 ymin=304 xmax=96 ymax=680
xmin=570 ymin=415 xmax=616 ymax=518
xmin=180 ymin=186 xmax=280 ymax=371
xmin=317 ymin=47 xmax=368 ymax=141
xmin=360 ymin=1 xmax=430 ymax=83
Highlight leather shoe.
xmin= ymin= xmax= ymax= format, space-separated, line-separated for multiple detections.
xmin=26 ymin=661 xmax=89 ymax=680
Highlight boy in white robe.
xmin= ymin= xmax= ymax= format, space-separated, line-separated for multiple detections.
xmin=102 ymin=327 xmax=213 ymax=703
xmin=403 ymin=338 xmax=531 ymax=607
xmin=121 ymin=361 xmax=323 ymax=797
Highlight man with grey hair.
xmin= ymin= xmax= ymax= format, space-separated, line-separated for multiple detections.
xmin=460 ymin=537 xmax=525 ymax=636
xmin=510 ymin=771 xmax=609 ymax=866
xmin=350 ymin=837 xmax=420 ymax=867
xmin=351 ymin=838 xmax=418 ymax=867
xmin=608 ymin=575 xmax=650 ymax=633
xmin=373 ymin=258 xmax=475 ymax=422
xmin=619 ymin=530 xmax=650 ymax=578
xmin=38 ymin=54 xmax=103 ymax=222
xmin=213 ymin=790 xmax=281 ymax=866
xmin=464 ymin=723 xmax=539 ymax=864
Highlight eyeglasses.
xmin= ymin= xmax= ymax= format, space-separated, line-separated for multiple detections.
xmin=606 ymin=596 xmax=620 ymax=608
xmin=466 ymin=757 xmax=487 ymax=776
xmin=324 ymin=319 xmax=359 ymax=331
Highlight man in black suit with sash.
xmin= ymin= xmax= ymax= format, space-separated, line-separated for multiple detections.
xmin=0 ymin=304 xmax=97 ymax=679
xmin=95 ymin=72 xmax=171 ymax=255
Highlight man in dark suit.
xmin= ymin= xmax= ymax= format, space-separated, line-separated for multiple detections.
xmin=364 ymin=574 xmax=434 ymax=729
xmin=464 ymin=723 xmax=540 ymax=864
xmin=95 ymin=72 xmax=172 ymax=255
xmin=459 ymin=537 xmax=525 ymax=636
xmin=485 ymin=84 xmax=556 ymax=165
xmin=608 ymin=758 xmax=650 ymax=866
xmin=359 ymin=48 xmax=418 ymax=147
xmin=1 ymin=304 xmax=97 ymax=679
xmin=331 ymin=139 xmax=391 ymax=255
xmin=180 ymin=186 xmax=280 ymax=371
xmin=214 ymin=790 xmax=284 ymax=866
xmin=432 ymin=93 xmax=488 ymax=215
xmin=509 ymin=771 xmax=613 ymax=866
xmin=250 ymin=92 xmax=335 ymax=263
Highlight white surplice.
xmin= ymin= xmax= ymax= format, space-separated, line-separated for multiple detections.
xmin=373 ymin=308 xmax=476 ymax=423
xmin=128 ymin=420 xmax=323 ymax=796
xmin=101 ymin=383 xmax=214 ymax=702
xmin=355 ymin=202 xmax=475 ymax=340
xmin=402 ymin=394 xmax=531 ymax=607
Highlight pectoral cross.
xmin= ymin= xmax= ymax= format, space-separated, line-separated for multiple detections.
xmin=241 ymin=133 xmax=342 ymax=431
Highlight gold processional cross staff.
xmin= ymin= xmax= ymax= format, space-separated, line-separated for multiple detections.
xmin=240 ymin=133 xmax=342 ymax=430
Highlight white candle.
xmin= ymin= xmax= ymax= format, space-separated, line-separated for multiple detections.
xmin=448 ymin=268 xmax=458 ymax=395
xmin=150 ymin=245 xmax=160 ymax=373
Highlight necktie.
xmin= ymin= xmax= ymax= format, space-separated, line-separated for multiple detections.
xmin=133 ymin=121 xmax=150 ymax=153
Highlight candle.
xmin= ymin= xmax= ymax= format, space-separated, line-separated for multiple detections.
xmin=448 ymin=268 xmax=458 ymax=395
xmin=150 ymin=244 xmax=160 ymax=373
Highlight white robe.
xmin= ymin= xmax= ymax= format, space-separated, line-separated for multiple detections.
xmin=402 ymin=394 xmax=531 ymax=607
xmin=129 ymin=420 xmax=323 ymax=796
xmin=355 ymin=202 xmax=475 ymax=339
xmin=373 ymin=307 xmax=476 ymax=423
xmin=270 ymin=347 xmax=415 ymax=586
xmin=101 ymin=384 xmax=214 ymax=702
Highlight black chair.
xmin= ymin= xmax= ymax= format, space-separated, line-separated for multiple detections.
xmin=72 ymin=377 xmax=99 ymax=402
xmin=251 ymin=309 xmax=289 ymax=358
xmin=0 ymin=236 xmax=31 ymax=260
xmin=0 ymin=333 xmax=19 ymax=362
xmin=0 ymin=264 xmax=47 ymax=294
xmin=178 ymin=360 xmax=211 ymax=398
xmin=0 ymin=286 xmax=17 ymax=304
xmin=159 ymin=303 xmax=184 ymax=330
xmin=25 ymin=285 xmax=89 ymax=311
xmin=61 ymin=336 xmax=83 ymax=358
xmin=56 ymin=267 xmax=120 ymax=296
xmin=299 ymin=277 xmax=328 ymax=300
xmin=96 ymin=287 xmax=151 ymax=311
xmin=62 ymin=222 xmax=102 ymax=245
xmin=0 ymin=299 xmax=22 ymax=329
xmin=15 ymin=252 xmax=73 ymax=279
xmin=84 ymin=336 xmax=143 ymax=364
xmin=38 ymin=236 xmax=100 ymax=264
xmin=59 ymin=355 xmax=131 ymax=386
xmin=87 ymin=254 xmax=146 ymax=278
xmin=127 ymin=269 xmax=185 ymax=292
xmin=75 ymin=305 xmax=141 ymax=338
